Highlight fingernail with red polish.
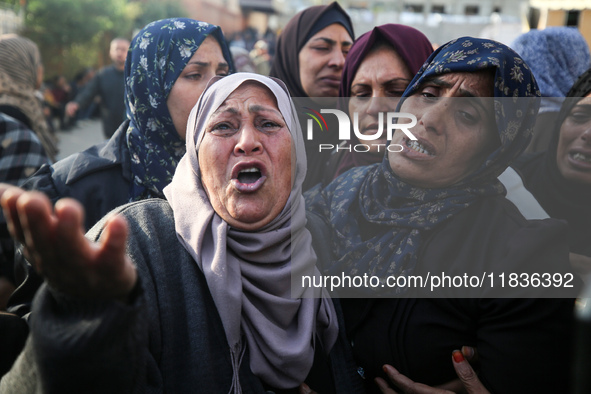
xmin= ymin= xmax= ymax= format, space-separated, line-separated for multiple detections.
xmin=453 ymin=350 xmax=464 ymax=363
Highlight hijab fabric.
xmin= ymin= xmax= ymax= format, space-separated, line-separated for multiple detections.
xmin=309 ymin=37 xmax=541 ymax=294
xmin=125 ymin=18 xmax=234 ymax=201
xmin=164 ymin=73 xmax=338 ymax=391
xmin=515 ymin=67 xmax=591 ymax=256
xmin=269 ymin=1 xmax=354 ymax=97
xmin=335 ymin=24 xmax=433 ymax=177
xmin=0 ymin=34 xmax=58 ymax=161
xmin=511 ymin=27 xmax=591 ymax=113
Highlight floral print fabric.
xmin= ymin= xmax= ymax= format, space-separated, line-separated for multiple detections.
xmin=125 ymin=18 xmax=234 ymax=200
xmin=307 ymin=37 xmax=541 ymax=294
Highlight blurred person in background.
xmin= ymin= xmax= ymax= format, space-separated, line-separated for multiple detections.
xmin=511 ymin=27 xmax=591 ymax=153
xmin=65 ymin=37 xmax=130 ymax=139
xmin=0 ymin=33 xmax=51 ymax=376
xmin=250 ymin=39 xmax=271 ymax=76
xmin=0 ymin=34 xmax=57 ymax=161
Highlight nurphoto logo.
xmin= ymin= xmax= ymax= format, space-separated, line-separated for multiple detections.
xmin=304 ymin=108 xmax=418 ymax=152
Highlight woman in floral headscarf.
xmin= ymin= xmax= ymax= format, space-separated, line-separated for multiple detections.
xmin=307 ymin=37 xmax=578 ymax=393
xmin=20 ymin=18 xmax=234 ymax=229
xmin=8 ymin=18 xmax=234 ymax=317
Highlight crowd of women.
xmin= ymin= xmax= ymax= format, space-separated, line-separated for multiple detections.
xmin=0 ymin=1 xmax=590 ymax=392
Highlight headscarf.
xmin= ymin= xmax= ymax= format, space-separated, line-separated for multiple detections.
xmin=269 ymin=1 xmax=354 ymax=97
xmin=164 ymin=73 xmax=338 ymax=391
xmin=0 ymin=34 xmax=58 ymax=161
xmin=125 ymin=18 xmax=234 ymax=201
xmin=511 ymin=27 xmax=591 ymax=113
xmin=309 ymin=37 xmax=541 ymax=294
xmin=514 ymin=67 xmax=591 ymax=256
xmin=335 ymin=24 xmax=433 ymax=177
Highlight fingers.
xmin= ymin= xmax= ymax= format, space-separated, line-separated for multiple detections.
xmin=1 ymin=186 xmax=56 ymax=271
xmin=461 ymin=346 xmax=477 ymax=363
xmin=0 ymin=184 xmax=27 ymax=243
xmin=298 ymin=383 xmax=318 ymax=394
xmin=380 ymin=365 xmax=451 ymax=394
xmin=96 ymin=214 xmax=137 ymax=301
xmin=451 ymin=350 xmax=490 ymax=394
xmin=19 ymin=192 xmax=59 ymax=272
xmin=375 ymin=376 xmax=398 ymax=393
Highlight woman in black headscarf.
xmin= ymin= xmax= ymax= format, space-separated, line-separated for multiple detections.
xmin=512 ymin=68 xmax=591 ymax=271
xmin=270 ymin=1 xmax=354 ymax=190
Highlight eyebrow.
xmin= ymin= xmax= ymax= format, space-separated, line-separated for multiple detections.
xmin=187 ymin=61 xmax=229 ymax=69
xmin=212 ymin=105 xmax=281 ymax=117
xmin=310 ymin=37 xmax=353 ymax=47
xmin=425 ymin=77 xmax=477 ymax=98
xmin=352 ymin=77 xmax=411 ymax=89
xmin=423 ymin=76 xmax=493 ymax=115
xmin=249 ymin=104 xmax=282 ymax=117
xmin=571 ymin=103 xmax=591 ymax=111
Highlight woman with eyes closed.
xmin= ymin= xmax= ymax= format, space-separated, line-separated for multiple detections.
xmin=270 ymin=1 xmax=354 ymax=190
xmin=323 ymin=24 xmax=433 ymax=184
xmin=306 ymin=37 xmax=579 ymax=393
xmin=509 ymin=68 xmax=591 ymax=276
xmin=6 ymin=18 xmax=234 ymax=317
xmin=0 ymin=73 xmax=363 ymax=393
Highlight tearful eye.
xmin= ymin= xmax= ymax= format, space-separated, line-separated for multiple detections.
xmin=237 ymin=167 xmax=262 ymax=184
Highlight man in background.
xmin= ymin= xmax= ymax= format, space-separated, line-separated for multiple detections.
xmin=66 ymin=37 xmax=129 ymax=139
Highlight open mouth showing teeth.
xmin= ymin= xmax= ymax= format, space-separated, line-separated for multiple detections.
xmin=237 ymin=167 xmax=262 ymax=184
xmin=571 ymin=152 xmax=591 ymax=163
xmin=406 ymin=140 xmax=434 ymax=156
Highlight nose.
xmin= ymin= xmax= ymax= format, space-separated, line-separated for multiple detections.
xmin=418 ymin=98 xmax=449 ymax=135
xmin=327 ymin=48 xmax=346 ymax=69
xmin=366 ymin=93 xmax=396 ymax=116
xmin=234 ymin=123 xmax=263 ymax=155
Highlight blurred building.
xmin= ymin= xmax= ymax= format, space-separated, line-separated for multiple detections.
xmin=529 ymin=0 xmax=591 ymax=48
xmin=270 ymin=0 xmax=591 ymax=50
xmin=180 ymin=0 xmax=276 ymax=37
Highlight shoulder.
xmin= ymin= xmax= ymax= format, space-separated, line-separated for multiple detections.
xmin=87 ymin=199 xmax=175 ymax=247
xmin=433 ymin=195 xmax=569 ymax=256
xmin=421 ymin=196 xmax=577 ymax=295
xmin=0 ymin=114 xmax=49 ymax=183
xmin=25 ymin=125 xmax=128 ymax=189
xmin=0 ymin=114 xmax=44 ymax=149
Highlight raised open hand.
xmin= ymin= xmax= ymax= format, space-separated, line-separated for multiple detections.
xmin=0 ymin=184 xmax=136 ymax=302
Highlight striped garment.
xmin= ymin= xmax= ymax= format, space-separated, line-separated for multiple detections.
xmin=0 ymin=112 xmax=49 ymax=186
xmin=0 ymin=34 xmax=58 ymax=160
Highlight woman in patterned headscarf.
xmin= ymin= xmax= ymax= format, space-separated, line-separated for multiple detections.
xmin=21 ymin=18 xmax=234 ymax=229
xmin=307 ymin=37 xmax=578 ymax=393
xmin=9 ymin=18 xmax=234 ymax=320
xmin=0 ymin=34 xmax=58 ymax=161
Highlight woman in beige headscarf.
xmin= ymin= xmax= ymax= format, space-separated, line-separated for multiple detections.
xmin=0 ymin=34 xmax=58 ymax=161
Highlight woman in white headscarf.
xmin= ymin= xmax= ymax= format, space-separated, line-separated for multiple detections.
xmin=0 ymin=74 xmax=361 ymax=393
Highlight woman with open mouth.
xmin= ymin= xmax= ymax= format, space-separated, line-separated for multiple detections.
xmin=306 ymin=37 xmax=579 ymax=393
xmin=510 ymin=67 xmax=591 ymax=277
xmin=0 ymin=73 xmax=363 ymax=393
